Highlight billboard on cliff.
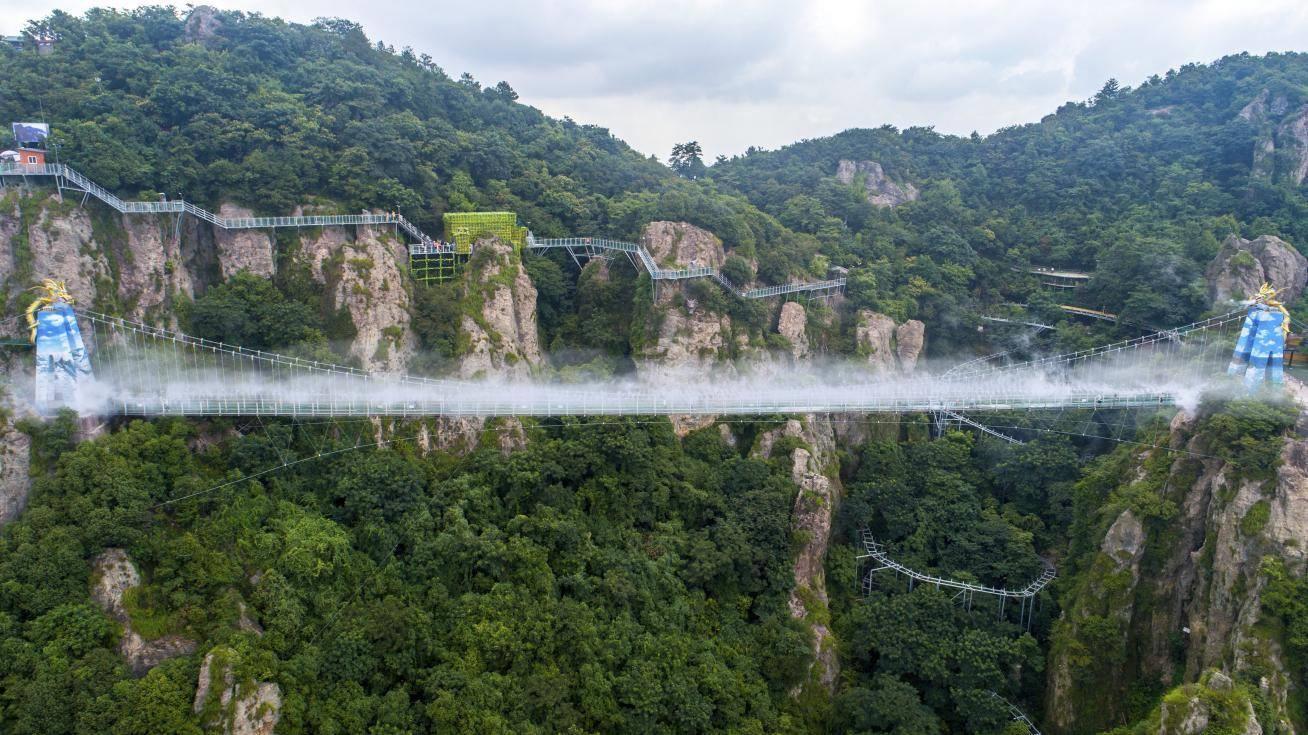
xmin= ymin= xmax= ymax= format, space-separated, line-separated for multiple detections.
xmin=12 ymin=122 xmax=49 ymax=145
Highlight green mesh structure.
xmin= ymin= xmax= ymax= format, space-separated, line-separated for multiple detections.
xmin=442 ymin=211 xmax=526 ymax=252
xmin=410 ymin=252 xmax=467 ymax=285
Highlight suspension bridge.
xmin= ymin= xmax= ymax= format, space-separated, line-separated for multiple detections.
xmin=21 ymin=302 xmax=1253 ymax=418
xmin=0 ymin=163 xmax=844 ymax=301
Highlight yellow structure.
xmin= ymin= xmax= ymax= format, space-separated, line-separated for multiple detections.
xmin=442 ymin=212 xmax=526 ymax=252
xmin=1252 ymin=282 xmax=1291 ymax=336
xmin=25 ymin=279 xmax=73 ymax=342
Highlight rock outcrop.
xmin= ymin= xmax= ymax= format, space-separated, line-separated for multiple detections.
xmin=183 ymin=6 xmax=224 ymax=45
xmin=194 ymin=647 xmax=282 ymax=735
xmin=1153 ymin=672 xmax=1264 ymax=735
xmin=214 ymin=204 xmax=275 ymax=280
xmin=90 ymin=548 xmax=196 ymax=675
xmin=298 ymin=222 xmax=417 ymax=373
xmin=835 ymin=160 xmax=919 ymax=208
xmin=0 ymin=191 xmax=421 ymax=366
xmin=777 ymin=301 xmax=809 ymax=360
xmin=1206 ymin=234 xmax=1308 ymax=305
xmin=855 ymin=311 xmax=925 ymax=373
xmin=1240 ymin=89 xmax=1308 ymax=186
xmin=636 ymin=222 xmax=750 ymax=372
xmin=0 ymin=424 xmax=30 ymax=526
xmin=753 ymin=416 xmax=843 ymax=697
xmin=642 ymin=220 xmax=725 ymax=270
xmin=1046 ymin=397 xmax=1307 ymax=734
xmin=456 ymin=237 xmax=541 ymax=380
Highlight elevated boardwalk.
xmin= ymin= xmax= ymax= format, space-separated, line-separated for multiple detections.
xmin=529 ymin=235 xmax=846 ymax=300
xmin=3 ymin=163 xmax=844 ymax=301
xmin=858 ymin=529 xmax=1055 ymax=629
xmin=0 ymin=163 xmax=438 ymax=246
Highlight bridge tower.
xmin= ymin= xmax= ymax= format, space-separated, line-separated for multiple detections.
xmin=28 ymin=280 xmax=96 ymax=415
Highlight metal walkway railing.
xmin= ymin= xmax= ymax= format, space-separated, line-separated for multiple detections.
xmin=858 ymin=529 xmax=1055 ymax=630
xmin=529 ymin=236 xmax=845 ymax=300
xmin=5 ymin=164 xmax=844 ymax=299
xmin=1 ymin=163 xmax=438 ymax=247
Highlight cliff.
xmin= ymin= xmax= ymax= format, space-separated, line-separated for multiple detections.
xmin=0 ymin=190 xmax=418 ymax=370
xmin=1207 ymin=234 xmax=1308 ymax=306
xmin=1046 ymin=397 xmax=1307 ymax=734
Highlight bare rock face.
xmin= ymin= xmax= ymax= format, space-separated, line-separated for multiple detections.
xmin=1206 ymin=234 xmax=1308 ymax=305
xmin=641 ymin=220 xmax=725 ymax=269
xmin=777 ymin=301 xmax=809 ymax=360
xmin=297 ymin=223 xmax=417 ymax=373
xmin=457 ymin=237 xmax=541 ymax=380
xmin=91 ymin=548 xmax=196 ymax=675
xmin=1241 ymin=90 xmax=1308 ymax=186
xmin=91 ymin=548 xmax=141 ymax=620
xmin=1101 ymin=509 xmax=1146 ymax=567
xmin=194 ymin=648 xmax=282 ymax=735
xmin=835 ymin=160 xmax=919 ymax=208
xmin=1278 ymin=106 xmax=1308 ymax=186
xmin=118 ymin=216 xmax=195 ymax=323
xmin=1048 ymin=407 xmax=1307 ymax=733
xmin=214 ymin=204 xmax=275 ymax=280
xmin=1269 ymin=438 xmax=1308 ymax=565
xmin=183 ymin=6 xmax=224 ymax=45
xmin=855 ymin=310 xmax=925 ymax=374
xmin=27 ymin=205 xmax=109 ymax=305
xmin=0 ymin=425 xmax=30 ymax=526
xmin=753 ymin=416 xmax=843 ymax=697
xmin=894 ymin=320 xmax=925 ymax=372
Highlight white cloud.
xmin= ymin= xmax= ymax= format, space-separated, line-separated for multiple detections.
xmin=3 ymin=0 xmax=1307 ymax=159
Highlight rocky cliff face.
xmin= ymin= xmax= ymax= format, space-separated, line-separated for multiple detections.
xmin=1207 ymin=234 xmax=1308 ymax=305
xmin=753 ymin=416 xmax=843 ymax=697
xmin=835 ymin=160 xmax=919 ymax=208
xmin=90 ymin=548 xmax=196 ymax=675
xmin=297 ymin=222 xmax=417 ymax=373
xmin=1046 ymin=401 xmax=1307 ymax=734
xmin=1241 ymin=89 xmax=1308 ymax=187
xmin=636 ymin=221 xmax=755 ymax=374
xmin=854 ymin=310 xmax=925 ymax=373
xmin=193 ymin=647 xmax=282 ymax=735
xmin=0 ymin=422 xmax=30 ymax=526
xmin=456 ymin=237 xmax=541 ymax=380
xmin=777 ymin=301 xmax=810 ymax=360
xmin=0 ymin=191 xmax=420 ymax=368
xmin=642 ymin=220 xmax=726 ymax=269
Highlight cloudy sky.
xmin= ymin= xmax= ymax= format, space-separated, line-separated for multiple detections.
xmin=4 ymin=0 xmax=1308 ymax=159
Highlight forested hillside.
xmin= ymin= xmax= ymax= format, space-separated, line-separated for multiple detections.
xmin=710 ymin=53 xmax=1308 ymax=342
xmin=0 ymin=6 xmax=1306 ymax=735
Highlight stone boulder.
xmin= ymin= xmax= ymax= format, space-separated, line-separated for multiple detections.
xmin=1206 ymin=234 xmax=1308 ymax=305
xmin=855 ymin=311 xmax=925 ymax=374
xmin=835 ymin=160 xmax=919 ymax=208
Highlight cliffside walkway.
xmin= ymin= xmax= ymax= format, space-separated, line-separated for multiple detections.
xmin=858 ymin=529 xmax=1055 ymax=630
xmin=528 ymin=235 xmax=847 ymax=299
xmin=2 ymin=163 xmax=844 ymax=300
xmin=990 ymin=692 xmax=1043 ymax=735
